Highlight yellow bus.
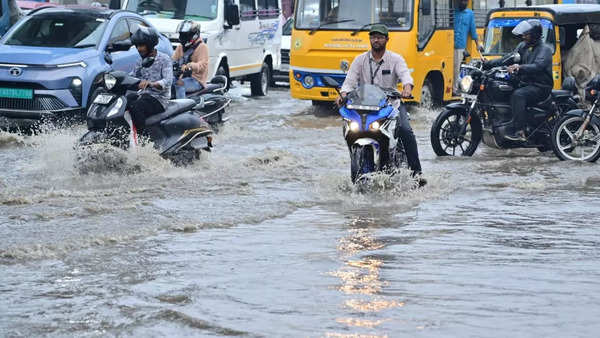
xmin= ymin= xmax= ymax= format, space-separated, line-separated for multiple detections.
xmin=290 ymin=0 xmax=559 ymax=107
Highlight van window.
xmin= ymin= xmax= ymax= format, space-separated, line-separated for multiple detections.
xmin=240 ymin=0 xmax=257 ymax=20
xmin=258 ymin=0 xmax=279 ymax=18
xmin=125 ymin=0 xmax=219 ymax=21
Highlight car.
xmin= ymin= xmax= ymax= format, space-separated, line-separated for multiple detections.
xmin=0 ymin=6 xmax=173 ymax=127
xmin=273 ymin=17 xmax=292 ymax=83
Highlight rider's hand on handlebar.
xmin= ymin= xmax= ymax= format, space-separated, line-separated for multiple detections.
xmin=336 ymin=92 xmax=347 ymax=107
xmin=507 ymin=64 xmax=520 ymax=74
xmin=139 ymin=80 xmax=150 ymax=90
xmin=401 ymin=84 xmax=413 ymax=99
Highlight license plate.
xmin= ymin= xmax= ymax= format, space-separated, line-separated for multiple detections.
xmin=0 ymin=88 xmax=33 ymax=99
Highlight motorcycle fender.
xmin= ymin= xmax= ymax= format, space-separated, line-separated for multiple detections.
xmin=78 ymin=130 xmax=107 ymax=146
xmin=353 ymin=138 xmax=380 ymax=169
xmin=564 ymin=108 xmax=600 ymax=125
xmin=444 ymin=102 xmax=469 ymax=110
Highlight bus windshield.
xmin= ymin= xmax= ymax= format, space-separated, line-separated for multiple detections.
xmin=125 ymin=0 xmax=218 ymax=21
xmin=484 ymin=18 xmax=556 ymax=55
xmin=295 ymin=0 xmax=413 ymax=31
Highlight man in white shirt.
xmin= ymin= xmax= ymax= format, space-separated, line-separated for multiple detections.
xmin=337 ymin=24 xmax=424 ymax=184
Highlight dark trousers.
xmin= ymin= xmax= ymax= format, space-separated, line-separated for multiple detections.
xmin=396 ymin=104 xmax=422 ymax=174
xmin=126 ymin=93 xmax=165 ymax=130
xmin=510 ymin=85 xmax=551 ymax=131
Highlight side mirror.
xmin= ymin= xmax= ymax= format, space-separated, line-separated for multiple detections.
xmin=512 ymin=52 xmax=521 ymax=63
xmin=225 ymin=4 xmax=240 ymax=28
xmin=322 ymin=76 xmax=339 ymax=88
xmin=559 ymin=26 xmax=566 ymax=47
xmin=421 ymin=0 xmax=431 ymax=16
xmin=104 ymin=52 xmax=113 ymax=65
xmin=107 ymin=39 xmax=133 ymax=52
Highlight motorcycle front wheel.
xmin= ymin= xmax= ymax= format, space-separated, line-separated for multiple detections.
xmin=551 ymin=114 xmax=600 ymax=162
xmin=430 ymin=108 xmax=482 ymax=156
xmin=350 ymin=145 xmax=375 ymax=183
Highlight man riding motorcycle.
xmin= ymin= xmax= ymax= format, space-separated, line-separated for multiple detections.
xmin=129 ymin=26 xmax=173 ymax=131
xmin=336 ymin=24 xmax=425 ymax=186
xmin=172 ymin=20 xmax=209 ymax=99
xmin=484 ymin=19 xmax=553 ymax=141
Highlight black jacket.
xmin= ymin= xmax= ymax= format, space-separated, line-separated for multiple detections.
xmin=486 ymin=40 xmax=554 ymax=89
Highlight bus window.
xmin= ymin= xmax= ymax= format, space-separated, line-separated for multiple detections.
xmin=125 ymin=0 xmax=219 ymax=21
xmin=295 ymin=0 xmax=413 ymax=31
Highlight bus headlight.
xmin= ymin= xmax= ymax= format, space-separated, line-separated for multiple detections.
xmin=349 ymin=121 xmax=360 ymax=132
xmin=303 ymin=75 xmax=315 ymax=88
xmin=460 ymin=75 xmax=473 ymax=93
xmin=370 ymin=121 xmax=380 ymax=130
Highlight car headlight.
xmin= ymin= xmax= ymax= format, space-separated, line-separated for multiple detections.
xmin=370 ymin=121 xmax=380 ymax=130
xmin=349 ymin=121 xmax=360 ymax=132
xmin=104 ymin=73 xmax=117 ymax=90
xmin=106 ymin=97 xmax=124 ymax=118
xmin=460 ymin=75 xmax=473 ymax=93
xmin=303 ymin=75 xmax=314 ymax=88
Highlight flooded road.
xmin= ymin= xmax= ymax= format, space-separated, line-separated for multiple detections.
xmin=1 ymin=85 xmax=600 ymax=337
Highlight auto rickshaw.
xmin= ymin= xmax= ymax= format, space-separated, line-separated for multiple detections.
xmin=481 ymin=4 xmax=600 ymax=90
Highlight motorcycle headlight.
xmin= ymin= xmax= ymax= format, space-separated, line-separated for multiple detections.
xmin=104 ymin=73 xmax=117 ymax=90
xmin=369 ymin=121 xmax=380 ymax=130
xmin=460 ymin=75 xmax=473 ymax=93
xmin=106 ymin=97 xmax=124 ymax=118
xmin=349 ymin=121 xmax=360 ymax=132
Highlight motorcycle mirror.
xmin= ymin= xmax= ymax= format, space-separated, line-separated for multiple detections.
xmin=321 ymin=76 xmax=339 ymax=88
xmin=104 ymin=52 xmax=113 ymax=65
xmin=512 ymin=53 xmax=521 ymax=64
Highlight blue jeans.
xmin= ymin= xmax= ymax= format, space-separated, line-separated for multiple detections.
xmin=174 ymin=77 xmax=203 ymax=99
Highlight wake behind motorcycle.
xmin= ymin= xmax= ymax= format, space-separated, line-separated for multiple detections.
xmin=430 ymin=53 xmax=579 ymax=157
xmin=321 ymin=76 xmax=408 ymax=183
xmin=79 ymin=71 xmax=213 ymax=165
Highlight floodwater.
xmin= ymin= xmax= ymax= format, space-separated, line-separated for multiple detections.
xmin=1 ymin=85 xmax=600 ymax=337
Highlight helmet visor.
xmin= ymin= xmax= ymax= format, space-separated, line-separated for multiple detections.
xmin=512 ymin=20 xmax=533 ymax=36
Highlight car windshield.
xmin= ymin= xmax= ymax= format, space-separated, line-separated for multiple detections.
xmin=484 ymin=18 xmax=556 ymax=55
xmin=126 ymin=0 xmax=218 ymax=20
xmin=4 ymin=14 xmax=107 ymax=48
xmin=348 ymin=84 xmax=387 ymax=107
xmin=295 ymin=0 xmax=412 ymax=31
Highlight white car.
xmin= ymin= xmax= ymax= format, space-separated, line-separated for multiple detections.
xmin=122 ymin=0 xmax=283 ymax=96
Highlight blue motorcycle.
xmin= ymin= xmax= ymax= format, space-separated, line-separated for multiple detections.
xmin=322 ymin=77 xmax=408 ymax=183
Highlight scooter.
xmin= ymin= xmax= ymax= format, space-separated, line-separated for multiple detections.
xmin=79 ymin=71 xmax=213 ymax=165
xmin=172 ymin=61 xmax=231 ymax=127
xmin=321 ymin=76 xmax=408 ymax=183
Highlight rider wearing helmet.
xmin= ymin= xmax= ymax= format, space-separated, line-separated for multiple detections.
xmin=485 ymin=19 xmax=553 ymax=141
xmin=172 ymin=20 xmax=209 ymax=99
xmin=129 ymin=26 xmax=173 ymax=130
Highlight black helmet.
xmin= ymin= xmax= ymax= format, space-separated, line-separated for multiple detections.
xmin=131 ymin=26 xmax=159 ymax=50
xmin=512 ymin=19 xmax=543 ymax=42
xmin=177 ymin=20 xmax=201 ymax=49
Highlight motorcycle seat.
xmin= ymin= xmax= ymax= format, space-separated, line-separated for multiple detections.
xmin=189 ymin=83 xmax=223 ymax=95
xmin=551 ymin=89 xmax=573 ymax=98
xmin=145 ymin=99 xmax=196 ymax=126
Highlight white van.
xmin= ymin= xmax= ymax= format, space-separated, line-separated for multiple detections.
xmin=122 ymin=0 xmax=282 ymax=96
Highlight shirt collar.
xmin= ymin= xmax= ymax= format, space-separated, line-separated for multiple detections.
xmin=369 ymin=50 xmax=386 ymax=64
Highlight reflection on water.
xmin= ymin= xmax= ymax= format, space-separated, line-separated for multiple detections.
xmin=329 ymin=218 xmax=404 ymax=333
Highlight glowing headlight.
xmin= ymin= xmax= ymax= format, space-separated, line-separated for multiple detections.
xmin=71 ymin=78 xmax=82 ymax=87
xmin=106 ymin=97 xmax=123 ymax=118
xmin=370 ymin=121 xmax=380 ymax=130
xmin=303 ymin=75 xmax=314 ymax=88
xmin=104 ymin=73 xmax=117 ymax=90
xmin=460 ymin=75 xmax=473 ymax=93
xmin=349 ymin=121 xmax=360 ymax=132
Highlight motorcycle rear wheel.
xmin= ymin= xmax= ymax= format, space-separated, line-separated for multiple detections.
xmin=430 ymin=108 xmax=482 ymax=156
xmin=551 ymin=115 xmax=600 ymax=162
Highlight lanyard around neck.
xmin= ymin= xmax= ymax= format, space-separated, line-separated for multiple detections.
xmin=369 ymin=57 xmax=384 ymax=85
